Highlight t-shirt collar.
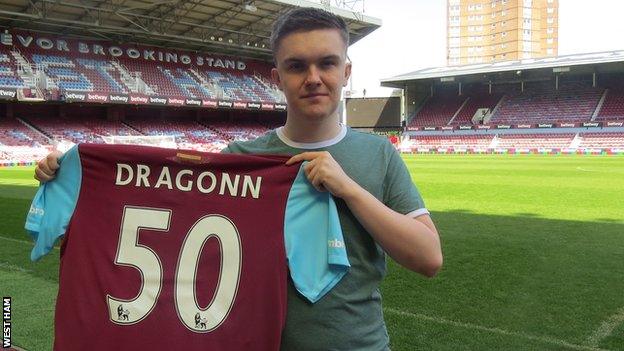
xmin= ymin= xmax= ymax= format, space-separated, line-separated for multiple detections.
xmin=276 ymin=124 xmax=347 ymax=149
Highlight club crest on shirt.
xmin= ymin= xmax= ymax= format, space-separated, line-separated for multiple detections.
xmin=195 ymin=312 xmax=208 ymax=329
xmin=117 ymin=304 xmax=130 ymax=321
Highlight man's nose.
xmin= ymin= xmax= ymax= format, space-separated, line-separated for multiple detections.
xmin=304 ymin=66 xmax=322 ymax=86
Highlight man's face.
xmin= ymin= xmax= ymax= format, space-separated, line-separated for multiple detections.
xmin=272 ymin=29 xmax=351 ymax=122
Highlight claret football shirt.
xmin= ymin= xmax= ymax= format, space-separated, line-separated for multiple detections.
xmin=25 ymin=143 xmax=349 ymax=351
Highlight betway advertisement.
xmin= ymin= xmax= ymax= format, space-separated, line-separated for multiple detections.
xmin=61 ymin=91 xmax=283 ymax=111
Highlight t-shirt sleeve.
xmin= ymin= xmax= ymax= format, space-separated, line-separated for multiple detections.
xmin=383 ymin=142 xmax=429 ymax=218
xmin=284 ymin=162 xmax=350 ymax=303
xmin=25 ymin=145 xmax=82 ymax=261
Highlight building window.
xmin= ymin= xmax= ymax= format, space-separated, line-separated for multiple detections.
xmin=547 ymin=48 xmax=553 ymax=55
xmin=547 ymin=18 xmax=554 ymax=24
xmin=523 ymin=40 xmax=532 ymax=51
xmin=523 ymin=0 xmax=532 ymax=6
xmin=547 ymin=28 xmax=554 ymax=34
xmin=501 ymin=10 xmax=507 ymax=16
xmin=502 ymin=31 xmax=507 ymax=37
xmin=547 ymin=38 xmax=554 ymax=44
xmin=501 ymin=43 xmax=507 ymax=48
xmin=502 ymin=21 xmax=507 ymax=26
xmin=547 ymin=7 xmax=554 ymax=13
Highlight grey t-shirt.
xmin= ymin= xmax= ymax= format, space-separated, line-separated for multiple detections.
xmin=223 ymin=125 xmax=428 ymax=351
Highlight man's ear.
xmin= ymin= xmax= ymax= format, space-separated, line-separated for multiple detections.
xmin=271 ymin=68 xmax=283 ymax=91
xmin=343 ymin=62 xmax=352 ymax=87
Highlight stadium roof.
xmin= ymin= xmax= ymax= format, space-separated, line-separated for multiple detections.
xmin=381 ymin=50 xmax=624 ymax=88
xmin=0 ymin=0 xmax=381 ymax=61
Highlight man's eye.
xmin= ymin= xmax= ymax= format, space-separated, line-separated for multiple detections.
xmin=288 ymin=63 xmax=304 ymax=71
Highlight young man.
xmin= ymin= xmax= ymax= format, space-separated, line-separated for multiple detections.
xmin=35 ymin=7 xmax=442 ymax=350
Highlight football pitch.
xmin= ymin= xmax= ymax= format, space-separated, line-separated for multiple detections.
xmin=1 ymin=154 xmax=623 ymax=350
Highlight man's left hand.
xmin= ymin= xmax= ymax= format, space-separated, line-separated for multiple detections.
xmin=286 ymin=151 xmax=359 ymax=199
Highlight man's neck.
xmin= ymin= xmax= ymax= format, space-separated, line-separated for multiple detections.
xmin=282 ymin=114 xmax=342 ymax=143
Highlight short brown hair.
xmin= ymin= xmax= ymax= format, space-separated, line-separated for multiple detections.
xmin=270 ymin=7 xmax=349 ymax=60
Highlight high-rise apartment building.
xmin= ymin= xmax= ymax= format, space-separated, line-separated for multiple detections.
xmin=447 ymin=0 xmax=559 ymax=66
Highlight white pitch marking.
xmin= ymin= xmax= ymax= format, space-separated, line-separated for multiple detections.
xmin=384 ymin=307 xmax=610 ymax=351
xmin=0 ymin=261 xmax=33 ymax=273
xmin=0 ymin=181 xmax=36 ymax=185
xmin=0 ymin=235 xmax=60 ymax=250
xmin=576 ymin=167 xmax=597 ymax=172
xmin=585 ymin=306 xmax=624 ymax=348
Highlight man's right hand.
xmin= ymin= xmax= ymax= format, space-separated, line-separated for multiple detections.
xmin=34 ymin=150 xmax=63 ymax=182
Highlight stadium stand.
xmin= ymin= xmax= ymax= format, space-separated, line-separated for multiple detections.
xmin=0 ymin=51 xmax=25 ymax=88
xmin=495 ymin=133 xmax=576 ymax=149
xmin=451 ymin=92 xmax=503 ymax=125
xmin=409 ymin=89 xmax=466 ymax=127
xmin=0 ymin=46 xmax=284 ymax=103
xmin=409 ymin=134 xmax=493 ymax=149
xmin=596 ymin=88 xmax=624 ymax=121
xmin=490 ymin=82 xmax=603 ymax=124
xmin=578 ymin=132 xmax=624 ymax=148
xmin=22 ymin=116 xmax=140 ymax=144
xmin=0 ymin=117 xmax=49 ymax=146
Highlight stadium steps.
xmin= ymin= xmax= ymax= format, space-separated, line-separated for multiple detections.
xmin=121 ymin=121 xmax=144 ymax=135
xmin=10 ymin=51 xmax=35 ymax=88
xmin=592 ymin=89 xmax=609 ymax=121
xmin=189 ymin=68 xmax=218 ymax=97
xmin=447 ymin=97 xmax=470 ymax=125
xmin=569 ymin=133 xmax=582 ymax=148
xmin=196 ymin=120 xmax=233 ymax=141
xmin=488 ymin=94 xmax=507 ymax=122
xmin=16 ymin=117 xmax=52 ymax=142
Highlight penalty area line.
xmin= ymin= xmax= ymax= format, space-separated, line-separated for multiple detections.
xmin=585 ymin=306 xmax=624 ymax=348
xmin=384 ymin=307 xmax=610 ymax=351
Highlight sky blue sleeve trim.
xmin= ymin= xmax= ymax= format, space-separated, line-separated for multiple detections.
xmin=284 ymin=162 xmax=350 ymax=303
xmin=25 ymin=145 xmax=82 ymax=261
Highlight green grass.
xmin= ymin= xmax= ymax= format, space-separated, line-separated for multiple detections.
xmin=1 ymin=156 xmax=623 ymax=350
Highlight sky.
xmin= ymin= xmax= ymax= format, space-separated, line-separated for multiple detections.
xmin=343 ymin=0 xmax=624 ymax=97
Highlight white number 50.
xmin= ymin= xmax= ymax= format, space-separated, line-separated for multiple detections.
xmin=106 ymin=206 xmax=242 ymax=333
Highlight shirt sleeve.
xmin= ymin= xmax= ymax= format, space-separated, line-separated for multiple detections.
xmin=25 ymin=145 xmax=82 ymax=261
xmin=284 ymin=162 xmax=350 ymax=303
xmin=382 ymin=142 xmax=429 ymax=217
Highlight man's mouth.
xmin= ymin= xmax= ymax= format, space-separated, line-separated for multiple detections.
xmin=301 ymin=93 xmax=328 ymax=99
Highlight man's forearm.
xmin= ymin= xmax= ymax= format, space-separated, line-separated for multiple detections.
xmin=342 ymin=184 xmax=443 ymax=277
